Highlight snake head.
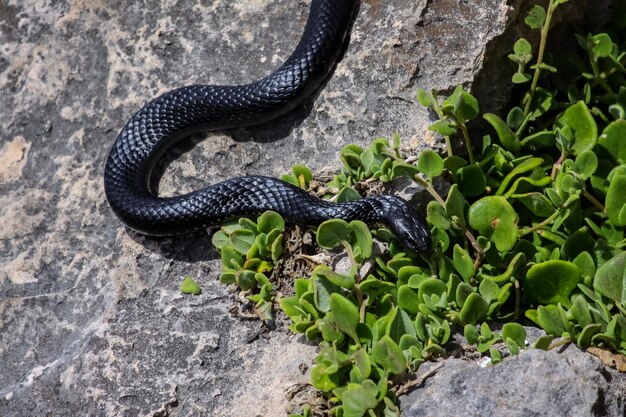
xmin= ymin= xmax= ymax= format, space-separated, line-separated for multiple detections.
xmin=384 ymin=198 xmax=431 ymax=253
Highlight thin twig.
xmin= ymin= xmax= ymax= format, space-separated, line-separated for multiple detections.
xmin=395 ymin=363 xmax=445 ymax=397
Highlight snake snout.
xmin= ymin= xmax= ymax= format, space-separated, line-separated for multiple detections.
xmin=386 ymin=202 xmax=431 ymax=253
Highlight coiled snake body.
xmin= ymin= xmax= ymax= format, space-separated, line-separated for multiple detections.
xmin=103 ymin=0 xmax=431 ymax=253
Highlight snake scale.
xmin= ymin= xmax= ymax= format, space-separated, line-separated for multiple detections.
xmin=103 ymin=0 xmax=431 ymax=253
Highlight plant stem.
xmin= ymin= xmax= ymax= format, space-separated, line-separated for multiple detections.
xmin=430 ymin=93 xmax=454 ymax=157
xmin=523 ymin=0 xmax=556 ymax=118
xmin=519 ymin=194 xmax=578 ymax=237
xmin=550 ymin=150 xmax=566 ymax=180
xmin=588 ymin=47 xmax=617 ymax=98
xmin=514 ymin=279 xmax=521 ymax=320
xmin=519 ymin=207 xmax=563 ymax=236
xmin=582 ymin=189 xmax=606 ymax=214
xmin=458 ymin=123 xmax=475 ymax=165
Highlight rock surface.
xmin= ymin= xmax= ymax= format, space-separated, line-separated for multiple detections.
xmin=0 ymin=0 xmax=618 ymax=416
xmin=403 ymin=345 xmax=626 ymax=417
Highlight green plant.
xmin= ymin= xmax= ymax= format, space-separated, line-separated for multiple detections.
xmin=211 ymin=211 xmax=286 ymax=320
xmin=207 ymin=1 xmax=626 ymax=415
xmin=180 ymin=276 xmax=202 ymax=295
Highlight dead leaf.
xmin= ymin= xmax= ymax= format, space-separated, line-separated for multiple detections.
xmin=587 ymin=347 xmax=626 ymax=372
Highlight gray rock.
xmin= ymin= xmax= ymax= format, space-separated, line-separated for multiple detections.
xmin=402 ymin=345 xmax=626 ymax=417
xmin=0 ymin=0 xmax=614 ymax=416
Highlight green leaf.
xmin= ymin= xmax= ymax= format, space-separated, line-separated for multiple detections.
xmin=574 ymin=150 xmax=598 ymax=179
xmin=211 ymin=231 xmax=230 ymax=251
xmin=310 ymin=364 xmax=339 ymax=391
xmin=528 ymin=88 xmax=554 ymax=120
xmin=314 ymin=276 xmax=340 ymax=313
xmin=417 ymin=149 xmax=444 ymax=179
xmin=560 ymin=230 xmax=593 ymax=265
xmin=220 ymin=272 xmax=236 ymax=285
xmin=330 ymin=293 xmax=360 ymax=344
xmin=317 ymin=219 xmax=351 ymax=249
xmin=350 ymin=220 xmax=373 ymax=260
xmin=512 ymin=72 xmax=532 ymax=84
xmin=428 ymin=120 xmax=457 ymax=136
xmin=577 ymin=323 xmax=603 ymax=348
xmin=459 ymin=293 xmax=489 ymax=325
xmin=271 ymin=233 xmax=284 ymax=262
xmin=502 ymin=323 xmax=527 ymax=349
xmin=468 ymin=196 xmax=518 ymax=252
xmin=525 ymin=5 xmax=546 ymax=29
xmin=340 ymin=144 xmax=364 ymax=172
xmin=418 ymin=278 xmax=447 ymax=304
xmin=496 ymin=157 xmax=544 ymax=196
xmin=221 ymin=246 xmax=243 ymax=271
xmin=280 ymin=296 xmax=304 ymax=319
xmin=236 ymin=270 xmax=257 ymax=291
xmin=445 ymin=184 xmax=468 ymax=228
xmin=593 ymin=252 xmax=626 ymax=305
xmin=513 ymin=192 xmax=556 ymax=217
xmin=464 ymin=324 xmax=480 ymax=344
xmin=507 ymin=107 xmax=525 ymax=130
xmin=457 ymin=165 xmax=486 ymax=197
xmin=336 ymin=186 xmax=362 ymax=203
xmin=388 ymin=307 xmax=417 ymax=343
xmin=555 ymin=100 xmax=598 ymax=155
xmin=314 ymin=265 xmax=355 ymax=290
xmin=479 ymin=277 xmax=501 ymax=302
xmin=456 ymin=282 xmax=475 ymax=308
xmin=484 ymin=113 xmax=520 ymax=154
xmin=180 ymin=276 xmax=201 ymax=295
xmin=609 ymin=104 xmax=625 ymax=120
xmin=341 ymin=383 xmax=379 ymax=417
xmin=372 ymin=336 xmax=407 ymax=375
xmin=427 ymin=201 xmax=451 ymax=230
xmin=230 ymin=229 xmax=256 ymax=255
xmin=569 ymin=294 xmax=592 ymax=327
xmin=287 ymin=164 xmax=313 ymax=189
xmin=354 ymin=349 xmax=372 ymax=379
xmin=572 ymin=251 xmax=596 ymax=282
xmin=397 ymin=285 xmax=419 ymax=315
xmin=503 ymin=176 xmax=552 ymax=200
xmin=514 ymin=37 xmax=533 ymax=55
xmin=532 ymin=334 xmax=554 ymax=350
xmin=527 ymin=305 xmax=569 ymax=336
xmin=257 ymin=211 xmax=285 ymax=234
xmin=520 ymin=130 xmax=556 ymax=149
xmin=360 ymin=149 xmax=376 ymax=173
xmin=530 ymin=62 xmax=557 ymax=73
xmin=417 ymin=88 xmax=433 ymax=107
xmin=591 ymin=33 xmax=613 ymax=58
xmin=453 ymin=244 xmax=475 ymax=282
xmin=391 ymin=160 xmax=420 ymax=179
xmin=457 ymin=91 xmax=480 ymax=122
xmin=477 ymin=323 xmax=500 ymax=353
xmin=599 ymin=120 xmax=626 ymax=164
xmin=444 ymin=155 xmax=468 ymax=175
xmin=523 ymin=261 xmax=580 ymax=306
xmin=606 ymin=174 xmax=626 ymax=226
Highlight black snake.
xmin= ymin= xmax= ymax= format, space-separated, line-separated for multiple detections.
xmin=103 ymin=0 xmax=431 ymax=253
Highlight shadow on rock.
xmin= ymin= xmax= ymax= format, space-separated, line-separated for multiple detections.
xmin=126 ymin=228 xmax=219 ymax=263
